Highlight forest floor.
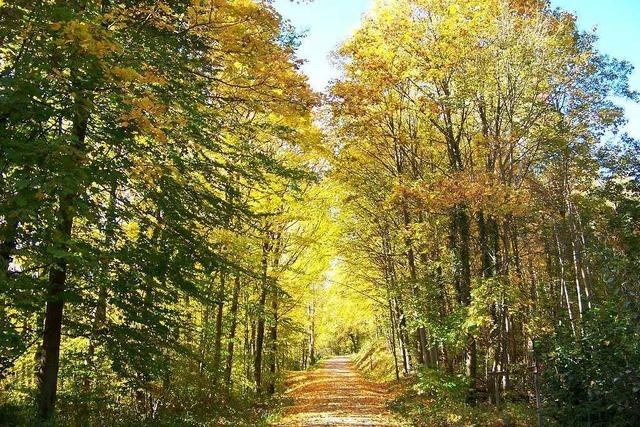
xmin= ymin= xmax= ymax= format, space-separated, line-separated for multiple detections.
xmin=272 ymin=356 xmax=408 ymax=426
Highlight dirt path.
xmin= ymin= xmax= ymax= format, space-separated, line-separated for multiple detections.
xmin=273 ymin=356 xmax=408 ymax=426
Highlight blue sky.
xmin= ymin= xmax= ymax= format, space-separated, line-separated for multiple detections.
xmin=273 ymin=0 xmax=639 ymax=138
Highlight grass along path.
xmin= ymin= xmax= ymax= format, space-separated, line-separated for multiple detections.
xmin=272 ymin=356 xmax=408 ymax=426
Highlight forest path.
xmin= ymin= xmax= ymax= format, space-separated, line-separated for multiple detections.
xmin=272 ymin=356 xmax=408 ymax=426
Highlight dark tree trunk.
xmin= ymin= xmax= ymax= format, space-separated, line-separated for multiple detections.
xmin=477 ymin=211 xmax=499 ymax=279
xmin=388 ymin=302 xmax=400 ymax=380
xmin=37 ymin=226 xmax=70 ymax=421
xmin=450 ymin=205 xmax=477 ymax=403
xmin=267 ymin=234 xmax=282 ymax=394
xmin=267 ymin=286 xmax=278 ymax=395
xmin=401 ymin=203 xmax=429 ymax=367
xmin=0 ymin=217 xmax=18 ymax=279
xmin=254 ymin=287 xmax=267 ymax=393
xmin=224 ymin=274 xmax=241 ymax=395
xmin=36 ymin=80 xmax=89 ymax=420
xmin=212 ymin=272 xmax=226 ymax=386
xmin=0 ymin=217 xmax=19 ymax=370
xmin=254 ymin=237 xmax=270 ymax=393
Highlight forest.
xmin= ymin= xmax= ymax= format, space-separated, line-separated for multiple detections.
xmin=1 ymin=0 xmax=639 ymax=426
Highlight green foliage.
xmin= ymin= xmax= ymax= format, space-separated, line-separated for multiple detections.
xmin=390 ymin=375 xmax=536 ymax=427
xmin=412 ymin=368 xmax=468 ymax=401
xmin=543 ymin=304 xmax=640 ymax=426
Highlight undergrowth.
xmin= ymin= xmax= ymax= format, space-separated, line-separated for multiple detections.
xmin=353 ymin=340 xmax=537 ymax=426
xmin=354 ymin=340 xmax=398 ymax=382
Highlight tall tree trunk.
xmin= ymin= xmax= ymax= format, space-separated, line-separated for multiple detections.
xmin=531 ymin=339 xmax=544 ymax=427
xmin=197 ymin=272 xmax=218 ymax=375
xmin=0 ymin=217 xmax=19 ymax=371
xmin=388 ymin=301 xmax=400 ymax=380
xmin=212 ymin=271 xmax=226 ymax=387
xmin=37 ymin=228 xmax=71 ymax=420
xmin=37 ymin=85 xmax=89 ymax=419
xmin=567 ymin=205 xmax=591 ymax=311
xmin=451 ymin=205 xmax=477 ymax=402
xmin=308 ymin=300 xmax=316 ymax=366
xmin=267 ymin=286 xmax=278 ymax=395
xmin=267 ymin=233 xmax=282 ymax=394
xmin=477 ymin=211 xmax=499 ymax=278
xmin=243 ymin=287 xmax=252 ymax=388
xmin=574 ymin=211 xmax=594 ymax=307
xmin=224 ymin=274 xmax=241 ymax=396
xmin=254 ymin=237 xmax=270 ymax=393
xmin=394 ymin=297 xmax=411 ymax=374
xmin=85 ymin=180 xmax=117 ymax=389
xmin=553 ymin=224 xmax=576 ymax=337
xmin=382 ymin=225 xmax=411 ymax=373
xmin=391 ymin=130 xmax=429 ymax=368
xmin=401 ymin=203 xmax=429 ymax=367
xmin=199 ymin=302 xmax=212 ymax=375
xmin=300 ymin=339 xmax=307 ymax=370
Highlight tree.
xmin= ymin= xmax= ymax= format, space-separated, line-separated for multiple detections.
xmin=329 ymin=0 xmax=636 ymax=411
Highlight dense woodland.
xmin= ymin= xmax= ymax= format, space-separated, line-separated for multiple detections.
xmin=1 ymin=0 xmax=639 ymax=426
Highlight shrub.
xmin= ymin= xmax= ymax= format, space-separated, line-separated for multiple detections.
xmin=543 ymin=304 xmax=640 ymax=426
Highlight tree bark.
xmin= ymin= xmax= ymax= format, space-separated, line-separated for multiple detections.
xmin=451 ymin=205 xmax=477 ymax=402
xmin=308 ymin=300 xmax=316 ymax=366
xmin=388 ymin=301 xmax=400 ymax=380
xmin=267 ymin=285 xmax=278 ymax=395
xmin=224 ymin=274 xmax=241 ymax=395
xmin=394 ymin=297 xmax=411 ymax=374
xmin=36 ymin=79 xmax=89 ymax=421
xmin=401 ymin=203 xmax=429 ymax=367
xmin=0 ymin=217 xmax=18 ymax=280
xmin=0 ymin=217 xmax=19 ymax=372
xmin=85 ymin=180 xmax=117 ymax=389
xmin=553 ymin=223 xmax=576 ymax=337
xmin=212 ymin=271 xmax=226 ymax=387
xmin=254 ymin=236 xmax=271 ymax=393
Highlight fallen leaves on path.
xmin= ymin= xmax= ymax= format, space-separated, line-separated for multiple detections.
xmin=273 ymin=356 xmax=408 ymax=426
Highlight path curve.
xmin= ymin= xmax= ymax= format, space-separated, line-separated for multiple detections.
xmin=273 ymin=356 xmax=407 ymax=426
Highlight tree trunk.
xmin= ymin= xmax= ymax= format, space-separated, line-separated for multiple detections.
xmin=224 ymin=274 xmax=241 ymax=395
xmin=394 ymin=297 xmax=411 ymax=374
xmin=37 ymin=219 xmax=71 ymax=421
xmin=531 ymin=339 xmax=544 ymax=427
xmin=401 ymin=203 xmax=429 ymax=367
xmin=267 ymin=233 xmax=283 ymax=394
xmin=0 ymin=217 xmax=18 ymax=280
xmin=308 ymin=301 xmax=316 ymax=366
xmin=212 ymin=272 xmax=226 ymax=387
xmin=254 ymin=237 xmax=270 ymax=393
xmin=388 ymin=301 xmax=400 ymax=380
xmin=0 ymin=217 xmax=19 ymax=372
xmin=36 ymin=79 xmax=89 ymax=421
xmin=567 ymin=205 xmax=591 ymax=313
xmin=451 ymin=205 xmax=477 ymax=402
xmin=553 ymin=224 xmax=576 ymax=337
xmin=267 ymin=286 xmax=278 ymax=395
xmin=85 ymin=180 xmax=117 ymax=389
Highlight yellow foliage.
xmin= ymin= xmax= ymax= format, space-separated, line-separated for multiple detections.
xmin=56 ymin=20 xmax=118 ymax=58
xmin=122 ymin=221 xmax=140 ymax=241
